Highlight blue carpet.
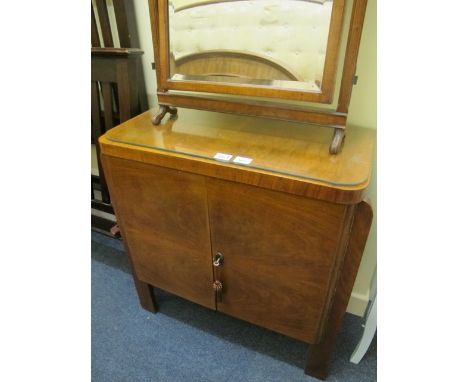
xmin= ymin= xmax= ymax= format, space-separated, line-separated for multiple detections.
xmin=92 ymin=232 xmax=376 ymax=382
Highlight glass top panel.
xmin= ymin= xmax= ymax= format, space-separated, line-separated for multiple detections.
xmin=168 ymin=0 xmax=333 ymax=92
xmin=106 ymin=109 xmax=373 ymax=187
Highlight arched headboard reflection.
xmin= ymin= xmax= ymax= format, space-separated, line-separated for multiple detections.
xmin=172 ymin=50 xmax=306 ymax=82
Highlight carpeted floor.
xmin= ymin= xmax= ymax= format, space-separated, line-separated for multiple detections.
xmin=92 ymin=232 xmax=376 ymax=382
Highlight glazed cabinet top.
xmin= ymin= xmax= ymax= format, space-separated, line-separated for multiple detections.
xmin=99 ymin=108 xmax=374 ymax=204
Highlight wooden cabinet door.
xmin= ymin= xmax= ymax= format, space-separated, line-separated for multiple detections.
xmin=103 ymin=156 xmax=215 ymax=310
xmin=207 ymin=178 xmax=352 ymax=343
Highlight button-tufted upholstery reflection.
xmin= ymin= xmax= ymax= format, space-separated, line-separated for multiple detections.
xmin=169 ymin=0 xmax=333 ymax=85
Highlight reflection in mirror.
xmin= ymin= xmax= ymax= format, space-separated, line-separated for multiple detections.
xmin=168 ymin=0 xmax=334 ymax=92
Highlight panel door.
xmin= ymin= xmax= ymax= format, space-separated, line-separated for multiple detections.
xmin=207 ymin=178 xmax=351 ymax=343
xmin=103 ymin=156 xmax=215 ymax=310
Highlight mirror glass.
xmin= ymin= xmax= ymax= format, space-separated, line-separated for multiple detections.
xmin=168 ymin=0 xmax=334 ymax=92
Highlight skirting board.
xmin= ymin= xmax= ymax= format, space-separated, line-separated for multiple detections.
xmin=347 ymin=290 xmax=369 ymax=317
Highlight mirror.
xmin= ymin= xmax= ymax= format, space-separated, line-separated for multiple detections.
xmin=168 ymin=0 xmax=334 ymax=92
xmin=150 ymin=0 xmax=368 ymax=153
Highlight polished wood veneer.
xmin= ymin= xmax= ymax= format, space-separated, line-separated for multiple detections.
xmin=207 ymin=178 xmax=353 ymax=343
xmin=100 ymin=108 xmax=374 ymax=380
xmin=103 ymin=157 xmax=215 ymax=309
xmin=102 ymin=108 xmax=374 ymax=204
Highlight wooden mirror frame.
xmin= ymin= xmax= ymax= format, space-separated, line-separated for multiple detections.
xmin=148 ymin=0 xmax=368 ymax=154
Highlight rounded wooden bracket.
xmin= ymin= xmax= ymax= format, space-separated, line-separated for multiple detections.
xmin=151 ymin=105 xmax=178 ymax=125
xmin=329 ymin=128 xmax=346 ymax=155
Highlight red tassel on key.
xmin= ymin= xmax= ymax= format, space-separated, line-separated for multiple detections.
xmin=213 ymin=280 xmax=223 ymax=302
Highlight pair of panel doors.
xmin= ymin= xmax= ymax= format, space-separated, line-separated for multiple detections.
xmin=106 ymin=156 xmax=350 ymax=344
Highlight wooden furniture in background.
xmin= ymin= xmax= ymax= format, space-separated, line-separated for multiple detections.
xmin=148 ymin=0 xmax=369 ymax=154
xmin=99 ymin=108 xmax=374 ymax=379
xmin=91 ymin=0 xmax=148 ymax=234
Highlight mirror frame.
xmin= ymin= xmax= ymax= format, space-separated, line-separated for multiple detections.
xmin=155 ymin=0 xmax=344 ymax=103
xmin=148 ymin=0 xmax=368 ymax=154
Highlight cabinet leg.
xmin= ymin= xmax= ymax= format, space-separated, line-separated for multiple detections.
xmin=132 ymin=274 xmax=158 ymax=313
xmin=305 ymin=326 xmax=341 ymax=380
xmin=122 ymin=236 xmax=158 ymax=313
xmin=304 ymin=201 xmax=373 ymax=379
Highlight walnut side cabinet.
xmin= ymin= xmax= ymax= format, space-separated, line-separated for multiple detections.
xmin=99 ymin=108 xmax=374 ymax=380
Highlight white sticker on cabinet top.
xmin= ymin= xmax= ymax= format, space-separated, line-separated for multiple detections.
xmin=233 ymin=156 xmax=253 ymax=165
xmin=213 ymin=153 xmax=233 ymax=162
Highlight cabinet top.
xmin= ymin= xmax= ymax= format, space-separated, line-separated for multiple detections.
xmin=100 ymin=108 xmax=374 ymax=204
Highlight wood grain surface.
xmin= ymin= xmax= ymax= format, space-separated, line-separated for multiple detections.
xmin=337 ymin=0 xmax=369 ymax=113
xmin=207 ymin=178 xmax=353 ymax=343
xmin=157 ymin=92 xmax=347 ymax=128
xmin=102 ymin=155 xmax=215 ymax=310
xmin=99 ymin=108 xmax=374 ymax=204
xmin=304 ymin=200 xmax=373 ymax=379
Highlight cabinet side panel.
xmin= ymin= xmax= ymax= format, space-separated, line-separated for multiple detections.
xmin=103 ymin=155 xmax=215 ymax=310
xmin=207 ymin=178 xmax=349 ymax=343
xmin=305 ymin=200 xmax=373 ymax=378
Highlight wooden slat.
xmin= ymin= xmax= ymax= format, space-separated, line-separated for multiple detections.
xmin=91 ymin=57 xmax=117 ymax=83
xmin=91 ymin=174 xmax=101 ymax=184
xmin=137 ymin=63 xmax=149 ymax=112
xmin=113 ymin=0 xmax=131 ymax=47
xmin=91 ymin=214 xmax=117 ymax=236
xmin=112 ymin=82 xmax=120 ymax=122
xmin=122 ymin=0 xmax=141 ymax=47
xmin=91 ymin=4 xmax=100 ymax=47
xmin=116 ymin=62 xmax=130 ymax=122
xmin=337 ymin=0 xmax=368 ymax=113
xmin=92 ymin=200 xmax=115 ymax=215
xmin=91 ymin=47 xmax=143 ymax=56
xmin=101 ymin=82 xmax=114 ymax=131
xmin=116 ymin=0 xmax=148 ymax=108
xmin=95 ymin=0 xmax=114 ymax=47
xmin=138 ymin=83 xmax=149 ymax=112
xmin=91 ymin=82 xmax=103 ymax=137
xmin=116 ymin=60 xmax=139 ymax=122
xmin=91 ymin=81 xmax=110 ymax=203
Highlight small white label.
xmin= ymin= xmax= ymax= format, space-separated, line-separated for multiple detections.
xmin=213 ymin=152 xmax=233 ymax=162
xmin=233 ymin=156 xmax=253 ymax=165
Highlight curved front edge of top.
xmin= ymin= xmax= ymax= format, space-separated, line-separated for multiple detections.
xmin=99 ymin=108 xmax=375 ymax=204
